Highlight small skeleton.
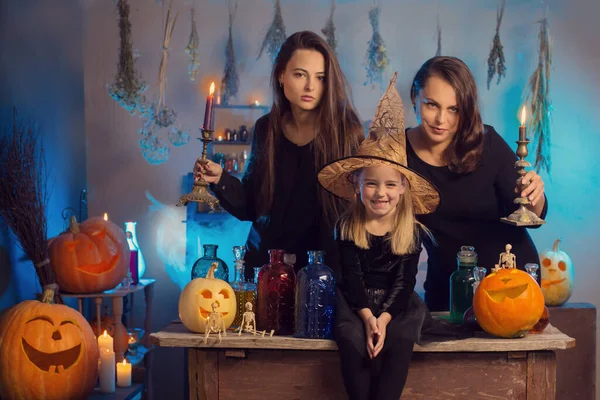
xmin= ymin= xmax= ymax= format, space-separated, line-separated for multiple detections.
xmin=498 ymin=243 xmax=516 ymax=269
xmin=236 ymin=302 xmax=274 ymax=337
xmin=203 ymin=301 xmax=227 ymax=344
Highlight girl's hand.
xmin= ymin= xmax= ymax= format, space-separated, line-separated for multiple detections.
xmin=516 ymin=170 xmax=545 ymax=207
xmin=194 ymin=158 xmax=223 ymax=184
xmin=372 ymin=313 xmax=391 ymax=358
xmin=363 ymin=315 xmax=379 ymax=359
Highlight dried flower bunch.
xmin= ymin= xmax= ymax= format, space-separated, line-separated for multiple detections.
xmin=487 ymin=0 xmax=507 ymax=90
xmin=108 ymin=0 xmax=148 ymax=114
xmin=221 ymin=0 xmax=239 ymax=105
xmin=185 ymin=6 xmax=200 ymax=82
xmin=321 ymin=0 xmax=337 ymax=53
xmin=364 ymin=3 xmax=389 ymax=88
xmin=257 ymin=0 xmax=287 ymax=62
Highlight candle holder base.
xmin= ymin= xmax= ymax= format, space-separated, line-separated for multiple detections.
xmin=176 ymin=179 xmax=221 ymax=212
xmin=501 ymin=205 xmax=545 ymax=227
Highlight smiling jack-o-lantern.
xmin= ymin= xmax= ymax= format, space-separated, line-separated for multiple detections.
xmin=540 ymin=238 xmax=574 ymax=306
xmin=179 ymin=262 xmax=237 ymax=333
xmin=0 ymin=290 xmax=98 ymax=400
xmin=473 ymin=267 xmax=544 ymax=338
xmin=49 ymin=216 xmax=128 ymax=293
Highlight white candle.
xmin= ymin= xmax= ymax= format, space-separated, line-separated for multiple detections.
xmin=116 ymin=359 xmax=132 ymax=387
xmin=99 ymin=347 xmax=116 ymax=393
xmin=98 ymin=330 xmax=113 ymax=351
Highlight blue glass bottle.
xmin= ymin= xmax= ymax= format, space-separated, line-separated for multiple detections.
xmin=294 ymin=250 xmax=336 ymax=339
xmin=191 ymin=244 xmax=229 ymax=281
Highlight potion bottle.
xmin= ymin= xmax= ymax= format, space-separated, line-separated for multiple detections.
xmin=450 ymin=246 xmax=478 ymax=323
xmin=191 ymin=244 xmax=229 ymax=282
xmin=463 ymin=266 xmax=487 ymax=329
xmin=230 ymin=246 xmax=257 ymax=328
xmin=124 ymin=221 xmax=146 ymax=280
xmin=525 ymin=263 xmax=550 ymax=333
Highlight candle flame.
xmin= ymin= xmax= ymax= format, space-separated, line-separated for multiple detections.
xmin=103 ymin=213 xmax=108 ymax=221
xmin=519 ymin=106 xmax=527 ymax=126
xmin=209 ymin=82 xmax=215 ymax=96
xmin=122 ymin=359 xmax=127 ymax=365
xmin=103 ymin=330 xmax=108 ymax=337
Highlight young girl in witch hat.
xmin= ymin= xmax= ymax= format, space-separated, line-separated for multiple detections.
xmin=318 ymin=72 xmax=440 ymax=400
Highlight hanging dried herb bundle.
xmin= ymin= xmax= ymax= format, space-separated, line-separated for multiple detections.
xmin=435 ymin=16 xmax=442 ymax=57
xmin=138 ymin=119 xmax=171 ymax=164
xmin=154 ymin=1 xmax=178 ymax=128
xmin=364 ymin=2 xmax=389 ymax=88
xmin=524 ymin=17 xmax=553 ymax=174
xmin=486 ymin=0 xmax=507 ymax=90
xmin=0 ymin=109 xmax=62 ymax=304
xmin=221 ymin=0 xmax=239 ymax=105
xmin=168 ymin=125 xmax=190 ymax=147
xmin=321 ymin=0 xmax=337 ymax=53
xmin=185 ymin=6 xmax=200 ymax=82
xmin=257 ymin=0 xmax=287 ymax=62
xmin=108 ymin=0 xmax=148 ymax=114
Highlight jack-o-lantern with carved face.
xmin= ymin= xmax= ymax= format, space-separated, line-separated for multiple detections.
xmin=540 ymin=238 xmax=574 ymax=306
xmin=179 ymin=263 xmax=237 ymax=333
xmin=473 ymin=267 xmax=544 ymax=338
xmin=0 ymin=297 xmax=98 ymax=400
xmin=49 ymin=216 xmax=128 ymax=293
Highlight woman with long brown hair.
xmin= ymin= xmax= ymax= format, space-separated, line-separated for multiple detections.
xmin=405 ymin=56 xmax=548 ymax=311
xmin=194 ymin=31 xmax=363 ymax=277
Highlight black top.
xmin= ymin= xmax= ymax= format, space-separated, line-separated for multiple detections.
xmin=338 ymin=233 xmax=421 ymax=318
xmin=211 ymin=114 xmax=337 ymax=278
xmin=406 ymin=125 xmax=548 ymax=311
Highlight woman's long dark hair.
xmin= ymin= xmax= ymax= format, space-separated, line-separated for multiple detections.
xmin=254 ymin=31 xmax=363 ymax=225
xmin=410 ymin=56 xmax=484 ymax=174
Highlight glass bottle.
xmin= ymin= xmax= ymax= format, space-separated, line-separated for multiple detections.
xmin=124 ymin=221 xmax=146 ymax=279
xmin=463 ymin=266 xmax=487 ymax=329
xmin=191 ymin=244 xmax=229 ymax=282
xmin=125 ymin=231 xmax=140 ymax=284
xmin=525 ymin=263 xmax=550 ymax=333
xmin=257 ymin=249 xmax=296 ymax=335
xmin=450 ymin=246 xmax=478 ymax=324
xmin=294 ymin=251 xmax=336 ymax=339
xmin=230 ymin=246 xmax=256 ymax=328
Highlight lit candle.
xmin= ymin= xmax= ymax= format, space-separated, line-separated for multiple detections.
xmin=103 ymin=212 xmax=108 ymax=221
xmin=98 ymin=330 xmax=114 ymax=351
xmin=99 ymin=347 xmax=116 ymax=393
xmin=254 ymin=100 xmax=260 ymax=107
xmin=116 ymin=359 xmax=132 ymax=387
xmin=519 ymin=106 xmax=527 ymax=142
xmin=203 ymin=82 xmax=215 ymax=131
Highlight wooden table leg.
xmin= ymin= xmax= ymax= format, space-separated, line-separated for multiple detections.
xmin=95 ymin=297 xmax=102 ymax=334
xmin=129 ymin=292 xmax=134 ymax=329
xmin=112 ymin=296 xmax=126 ymax=362
xmin=78 ymin=298 xmax=83 ymax=314
xmin=527 ymin=351 xmax=556 ymax=399
xmin=187 ymin=349 xmax=218 ymax=400
xmin=143 ymin=283 xmax=154 ymax=347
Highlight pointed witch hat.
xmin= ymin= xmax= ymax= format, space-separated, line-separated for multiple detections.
xmin=318 ymin=72 xmax=440 ymax=214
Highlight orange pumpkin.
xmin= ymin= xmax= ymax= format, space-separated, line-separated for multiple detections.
xmin=0 ymin=291 xmax=98 ymax=400
xmin=473 ymin=267 xmax=544 ymax=338
xmin=89 ymin=306 xmax=129 ymax=352
xmin=49 ymin=216 xmax=128 ymax=293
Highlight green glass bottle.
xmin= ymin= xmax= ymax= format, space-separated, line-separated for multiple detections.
xmin=450 ymin=246 xmax=478 ymax=324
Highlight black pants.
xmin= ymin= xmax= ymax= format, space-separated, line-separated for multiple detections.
xmin=334 ymin=294 xmax=415 ymax=400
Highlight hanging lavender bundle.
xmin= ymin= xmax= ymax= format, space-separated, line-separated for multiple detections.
xmin=168 ymin=125 xmax=191 ymax=147
xmin=257 ymin=0 xmax=287 ymax=62
xmin=321 ymin=0 xmax=337 ymax=53
xmin=524 ymin=17 xmax=553 ymax=174
xmin=138 ymin=120 xmax=170 ymax=164
xmin=364 ymin=2 xmax=389 ymax=88
xmin=487 ymin=0 xmax=507 ymax=90
xmin=221 ymin=1 xmax=239 ymax=105
xmin=435 ymin=16 xmax=442 ymax=57
xmin=108 ymin=0 xmax=148 ymax=114
xmin=154 ymin=1 xmax=178 ymax=128
xmin=185 ymin=6 xmax=200 ymax=82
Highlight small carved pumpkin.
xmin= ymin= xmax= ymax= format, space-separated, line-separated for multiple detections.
xmin=540 ymin=238 xmax=574 ymax=306
xmin=179 ymin=263 xmax=237 ymax=333
xmin=49 ymin=216 xmax=128 ymax=293
xmin=0 ymin=290 xmax=98 ymax=400
xmin=89 ymin=306 xmax=129 ymax=352
xmin=473 ymin=268 xmax=544 ymax=338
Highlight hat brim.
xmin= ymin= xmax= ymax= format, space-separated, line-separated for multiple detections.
xmin=318 ymin=155 xmax=440 ymax=215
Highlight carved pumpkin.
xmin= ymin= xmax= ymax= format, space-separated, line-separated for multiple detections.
xmin=179 ymin=263 xmax=237 ymax=333
xmin=49 ymin=216 xmax=128 ymax=293
xmin=89 ymin=306 xmax=129 ymax=352
xmin=473 ymin=267 xmax=544 ymax=338
xmin=540 ymin=238 xmax=574 ymax=306
xmin=0 ymin=292 xmax=98 ymax=400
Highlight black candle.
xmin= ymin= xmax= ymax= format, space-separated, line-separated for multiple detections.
xmin=203 ymin=82 xmax=215 ymax=131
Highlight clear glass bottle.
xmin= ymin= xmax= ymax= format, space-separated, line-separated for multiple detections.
xmin=294 ymin=251 xmax=336 ymax=339
xmin=257 ymin=249 xmax=296 ymax=335
xmin=463 ymin=266 xmax=487 ymax=329
xmin=191 ymin=244 xmax=229 ymax=281
xmin=125 ymin=231 xmax=140 ymax=284
xmin=124 ymin=221 xmax=146 ymax=280
xmin=525 ymin=263 xmax=550 ymax=333
xmin=230 ymin=246 xmax=256 ymax=328
xmin=450 ymin=246 xmax=478 ymax=324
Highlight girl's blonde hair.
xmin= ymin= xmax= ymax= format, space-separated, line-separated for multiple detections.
xmin=337 ymin=169 xmax=430 ymax=255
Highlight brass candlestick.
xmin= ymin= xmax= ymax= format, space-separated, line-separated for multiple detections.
xmin=500 ymin=139 xmax=545 ymax=227
xmin=176 ymin=129 xmax=221 ymax=212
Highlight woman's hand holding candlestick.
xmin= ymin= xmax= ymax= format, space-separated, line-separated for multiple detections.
xmin=194 ymin=158 xmax=223 ymax=184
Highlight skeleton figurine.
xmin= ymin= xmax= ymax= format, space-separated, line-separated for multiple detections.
xmin=203 ymin=301 xmax=227 ymax=344
xmin=236 ymin=302 xmax=274 ymax=337
xmin=498 ymin=243 xmax=516 ymax=269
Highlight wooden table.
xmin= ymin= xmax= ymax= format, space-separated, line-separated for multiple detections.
xmin=151 ymin=321 xmax=575 ymax=400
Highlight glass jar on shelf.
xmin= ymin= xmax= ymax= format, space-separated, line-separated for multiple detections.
xmin=450 ymin=246 xmax=478 ymax=324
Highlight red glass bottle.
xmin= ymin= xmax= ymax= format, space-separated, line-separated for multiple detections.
xmin=257 ymin=249 xmax=296 ymax=335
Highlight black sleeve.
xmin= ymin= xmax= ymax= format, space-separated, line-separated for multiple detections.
xmin=210 ymin=115 xmax=268 ymax=221
xmin=380 ymin=247 xmax=421 ymax=318
xmin=489 ymin=125 xmax=549 ymax=223
xmin=338 ymin=238 xmax=370 ymax=311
